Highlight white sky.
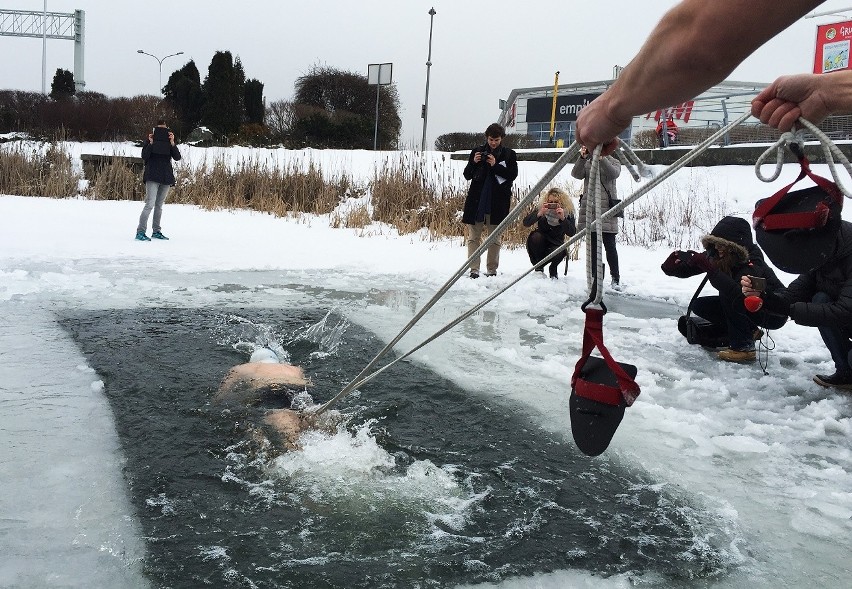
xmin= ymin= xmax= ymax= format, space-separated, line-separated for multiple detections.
xmin=4 ymin=1 xmax=852 ymax=146
xmin=1 ymin=140 xmax=851 ymax=586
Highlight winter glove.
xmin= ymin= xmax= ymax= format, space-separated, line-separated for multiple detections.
xmin=661 ymin=250 xmax=704 ymax=278
xmin=684 ymin=250 xmax=714 ymax=273
xmin=761 ymin=292 xmax=791 ymax=317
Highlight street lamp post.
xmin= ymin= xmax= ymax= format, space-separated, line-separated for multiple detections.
xmin=420 ymin=7 xmax=436 ymax=152
xmin=137 ymin=49 xmax=184 ymax=94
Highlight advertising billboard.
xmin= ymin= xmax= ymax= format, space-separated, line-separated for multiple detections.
xmin=813 ymin=20 xmax=852 ymax=74
xmin=526 ymin=93 xmax=600 ymax=123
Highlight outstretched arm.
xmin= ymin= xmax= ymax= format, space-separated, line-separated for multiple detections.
xmin=752 ymin=71 xmax=852 ymax=131
xmin=576 ymin=0 xmax=823 ymax=150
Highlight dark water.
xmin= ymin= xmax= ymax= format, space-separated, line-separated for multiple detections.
xmin=59 ymin=307 xmax=737 ymax=589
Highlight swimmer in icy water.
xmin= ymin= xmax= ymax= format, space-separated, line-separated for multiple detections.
xmin=214 ymin=347 xmax=331 ymax=450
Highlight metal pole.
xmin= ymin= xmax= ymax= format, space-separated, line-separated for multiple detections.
xmin=373 ymin=81 xmax=380 ymax=150
xmin=137 ymin=50 xmax=184 ymax=95
xmin=421 ymin=7 xmax=436 ymax=152
xmin=42 ymin=0 xmax=47 ymax=94
xmin=549 ymin=71 xmax=559 ymax=145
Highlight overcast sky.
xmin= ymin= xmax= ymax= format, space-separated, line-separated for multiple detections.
xmin=2 ymin=0 xmax=852 ymax=147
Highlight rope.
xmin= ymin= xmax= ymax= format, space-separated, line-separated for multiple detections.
xmin=584 ymin=144 xmax=606 ymax=306
xmin=322 ymin=114 xmax=754 ymax=409
xmin=755 ymin=117 xmax=852 ymax=198
xmin=314 ymin=143 xmax=581 ymax=415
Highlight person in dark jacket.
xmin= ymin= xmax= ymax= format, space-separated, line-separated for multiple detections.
xmin=663 ymin=216 xmax=787 ymax=363
xmin=746 ymin=221 xmax=852 ymax=388
xmin=136 ymin=119 xmax=182 ymax=241
xmin=573 ymin=145 xmax=623 ymax=287
xmin=462 ymin=123 xmax=518 ymax=278
xmin=522 ymin=187 xmax=576 ymax=279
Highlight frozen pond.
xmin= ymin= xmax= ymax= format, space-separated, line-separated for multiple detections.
xmin=2 ymin=253 xmax=850 ymax=588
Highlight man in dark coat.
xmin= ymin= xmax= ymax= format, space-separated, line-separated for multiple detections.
xmin=750 ymin=221 xmax=852 ymax=388
xmin=664 ymin=216 xmax=787 ymax=363
xmin=462 ymin=123 xmax=518 ymax=278
xmin=136 ymin=119 xmax=182 ymax=241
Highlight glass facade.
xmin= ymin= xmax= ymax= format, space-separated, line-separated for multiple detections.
xmin=526 ymin=122 xmax=574 ymax=147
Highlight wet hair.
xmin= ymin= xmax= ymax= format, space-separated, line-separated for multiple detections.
xmin=540 ymin=187 xmax=575 ymax=216
xmin=485 ymin=123 xmax=505 ymax=138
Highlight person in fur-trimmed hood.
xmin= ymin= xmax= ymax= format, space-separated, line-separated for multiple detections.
xmin=662 ymin=216 xmax=787 ymax=362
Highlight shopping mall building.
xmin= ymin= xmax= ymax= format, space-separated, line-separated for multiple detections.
xmin=496 ymin=73 xmax=768 ymax=148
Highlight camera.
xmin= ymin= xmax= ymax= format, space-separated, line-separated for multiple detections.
xmin=546 ymin=203 xmax=558 ymax=209
xmin=479 ymin=148 xmax=490 ymax=163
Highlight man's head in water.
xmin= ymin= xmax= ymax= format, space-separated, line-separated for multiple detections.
xmin=249 ymin=348 xmax=280 ymax=364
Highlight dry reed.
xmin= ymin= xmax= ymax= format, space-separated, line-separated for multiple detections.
xmin=0 ymin=143 xmax=79 ymax=198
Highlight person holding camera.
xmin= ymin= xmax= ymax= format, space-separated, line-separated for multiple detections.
xmin=462 ymin=123 xmax=518 ymax=278
xmin=572 ymin=145 xmax=622 ymax=287
xmin=136 ymin=119 xmax=182 ymax=241
xmin=743 ymin=220 xmax=852 ymax=388
xmin=522 ymin=187 xmax=576 ymax=279
xmin=663 ymin=216 xmax=787 ymax=363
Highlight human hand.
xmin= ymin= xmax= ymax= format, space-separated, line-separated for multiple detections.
xmin=473 ymin=151 xmax=483 ymax=163
xmin=685 ymin=250 xmax=713 ymax=272
xmin=740 ymin=276 xmax=762 ymax=297
xmin=168 ymin=131 xmax=176 ymax=145
xmin=575 ymin=94 xmax=630 ymax=156
xmin=483 ymin=153 xmax=494 ymax=166
xmin=556 ymin=207 xmax=565 ymax=219
xmin=147 ymin=133 xmax=154 ymax=143
xmin=751 ymin=73 xmax=833 ymax=131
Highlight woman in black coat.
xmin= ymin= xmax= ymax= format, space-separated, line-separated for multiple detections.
xmin=663 ymin=216 xmax=787 ymax=363
xmin=136 ymin=119 xmax=182 ymax=241
xmin=522 ymin=187 xmax=576 ymax=278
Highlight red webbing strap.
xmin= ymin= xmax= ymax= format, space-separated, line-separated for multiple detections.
xmin=571 ymin=308 xmax=641 ymax=407
xmin=753 ymin=157 xmax=843 ymax=229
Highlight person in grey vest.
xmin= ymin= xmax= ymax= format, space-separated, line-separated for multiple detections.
xmin=573 ymin=145 xmax=622 ymax=287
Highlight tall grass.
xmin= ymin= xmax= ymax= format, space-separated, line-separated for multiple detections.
xmin=4 ymin=142 xmax=729 ymax=252
xmin=0 ymin=143 xmax=79 ymax=197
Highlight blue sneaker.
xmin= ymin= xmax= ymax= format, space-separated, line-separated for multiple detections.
xmin=135 ymin=231 xmax=151 ymax=241
xmin=151 ymin=231 xmax=169 ymax=240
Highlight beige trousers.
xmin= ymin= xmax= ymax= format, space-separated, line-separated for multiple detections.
xmin=466 ymin=215 xmax=502 ymax=274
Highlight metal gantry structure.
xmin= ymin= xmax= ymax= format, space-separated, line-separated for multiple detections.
xmin=0 ymin=8 xmax=86 ymax=92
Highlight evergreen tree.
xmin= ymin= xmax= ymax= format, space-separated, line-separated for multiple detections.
xmin=49 ymin=69 xmax=75 ymax=100
xmin=201 ymin=51 xmax=245 ymax=137
xmin=163 ymin=60 xmax=205 ymax=136
xmin=244 ymin=78 xmax=265 ymax=125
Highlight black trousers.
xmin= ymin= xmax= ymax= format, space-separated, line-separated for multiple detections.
xmin=526 ymin=231 xmax=566 ymax=277
xmin=589 ymin=232 xmax=620 ymax=282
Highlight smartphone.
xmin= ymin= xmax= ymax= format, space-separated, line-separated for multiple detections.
xmin=748 ymin=275 xmax=767 ymax=291
xmin=152 ymin=127 xmax=171 ymax=142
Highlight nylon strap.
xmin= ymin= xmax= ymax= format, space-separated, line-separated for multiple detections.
xmin=571 ymin=307 xmax=640 ymax=407
xmin=753 ymin=156 xmax=843 ymax=230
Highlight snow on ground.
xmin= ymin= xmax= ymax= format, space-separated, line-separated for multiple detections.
xmin=0 ymin=143 xmax=850 ymax=588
